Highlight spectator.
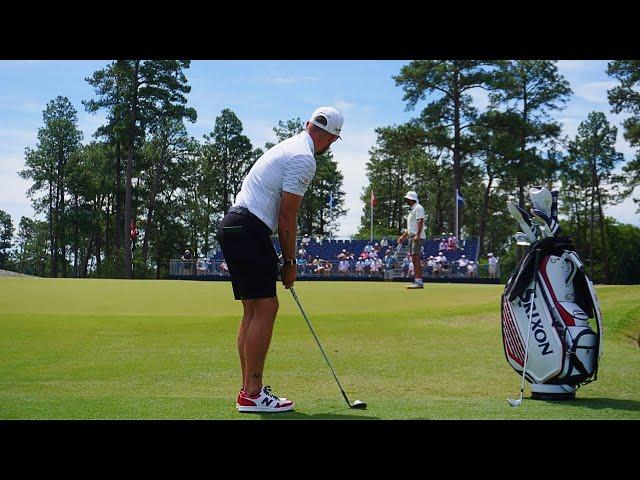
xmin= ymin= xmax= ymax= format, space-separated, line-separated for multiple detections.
xmin=370 ymin=256 xmax=379 ymax=275
xmin=297 ymin=255 xmax=307 ymax=275
xmin=440 ymin=252 xmax=450 ymax=277
xmin=364 ymin=243 xmax=373 ymax=253
xmin=488 ymin=253 xmax=499 ymax=279
xmin=402 ymin=256 xmax=411 ymax=278
xmin=220 ymin=261 xmax=229 ymax=273
xmin=298 ymin=246 xmax=307 ymax=258
xmin=355 ymin=258 xmax=364 ymax=277
xmin=301 ymin=233 xmax=311 ymax=246
xmin=196 ymin=257 xmax=208 ymax=274
xmin=376 ymin=257 xmax=383 ymax=277
xmin=439 ymin=239 xmax=447 ymax=252
xmin=384 ymin=250 xmax=395 ymax=281
xmin=324 ymin=260 xmax=333 ymax=275
xmin=363 ymin=256 xmax=372 ymax=275
xmin=339 ymin=258 xmax=349 ymax=274
xmin=448 ymin=234 xmax=458 ymax=251
xmin=337 ymin=249 xmax=347 ymax=260
xmin=380 ymin=236 xmax=389 ymax=248
xmin=426 ymin=256 xmax=435 ymax=276
xmin=458 ymin=254 xmax=469 ymax=277
xmin=181 ymin=249 xmax=193 ymax=275
xmin=467 ymin=261 xmax=476 ymax=278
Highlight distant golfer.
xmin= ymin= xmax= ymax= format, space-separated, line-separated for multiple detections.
xmin=397 ymin=191 xmax=426 ymax=289
xmin=217 ymin=106 xmax=343 ymax=413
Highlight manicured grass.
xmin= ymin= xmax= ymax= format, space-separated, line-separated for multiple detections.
xmin=0 ymin=278 xmax=638 ymax=419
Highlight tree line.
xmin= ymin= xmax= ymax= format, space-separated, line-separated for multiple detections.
xmin=357 ymin=60 xmax=640 ymax=284
xmin=0 ymin=60 xmax=345 ymax=279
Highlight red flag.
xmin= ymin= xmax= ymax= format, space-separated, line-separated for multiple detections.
xmin=370 ymin=190 xmax=377 ymax=207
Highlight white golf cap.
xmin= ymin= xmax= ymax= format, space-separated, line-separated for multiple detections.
xmin=310 ymin=106 xmax=343 ymax=138
xmin=488 ymin=252 xmax=493 ymax=256
xmin=462 ymin=255 xmax=466 ymax=258
xmin=404 ymin=191 xmax=419 ymax=201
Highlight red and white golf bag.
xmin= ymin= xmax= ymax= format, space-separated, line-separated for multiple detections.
xmin=501 ymin=187 xmax=604 ymax=400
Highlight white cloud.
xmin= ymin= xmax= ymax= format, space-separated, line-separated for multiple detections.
xmin=0 ymin=156 xmax=35 ymax=223
xmin=262 ymin=76 xmax=318 ymax=85
xmin=573 ymin=81 xmax=617 ymax=104
xmin=606 ymin=189 xmax=640 ymax=226
xmin=329 ymin=127 xmax=378 ymax=236
xmin=0 ymin=128 xmax=37 ymax=145
xmin=0 ymin=96 xmax=44 ymax=114
xmin=334 ymin=100 xmax=356 ymax=112
xmin=556 ymin=60 xmax=595 ymax=73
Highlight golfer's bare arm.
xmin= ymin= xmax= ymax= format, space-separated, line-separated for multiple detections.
xmin=416 ymin=218 xmax=424 ymax=239
xmin=278 ymin=192 xmax=303 ymax=288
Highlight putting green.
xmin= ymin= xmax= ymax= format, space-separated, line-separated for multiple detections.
xmin=0 ymin=278 xmax=638 ymax=419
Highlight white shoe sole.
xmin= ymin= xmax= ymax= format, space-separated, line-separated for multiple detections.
xmin=237 ymin=403 xmax=295 ymax=413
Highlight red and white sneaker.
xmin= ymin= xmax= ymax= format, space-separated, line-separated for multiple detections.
xmin=237 ymin=385 xmax=294 ymax=413
xmin=235 ymin=388 xmax=291 ymax=409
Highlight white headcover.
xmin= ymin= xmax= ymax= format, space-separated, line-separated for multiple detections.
xmin=529 ymin=186 xmax=552 ymax=216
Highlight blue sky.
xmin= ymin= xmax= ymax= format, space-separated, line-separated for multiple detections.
xmin=0 ymin=60 xmax=637 ymax=236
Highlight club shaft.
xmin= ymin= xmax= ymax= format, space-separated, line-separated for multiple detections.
xmin=518 ymin=248 xmax=542 ymax=402
xmin=290 ymin=287 xmax=352 ymax=407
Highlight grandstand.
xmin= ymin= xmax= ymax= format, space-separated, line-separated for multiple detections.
xmin=168 ymin=236 xmax=495 ymax=283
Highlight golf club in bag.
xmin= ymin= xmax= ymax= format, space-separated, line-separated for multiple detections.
xmin=502 ymin=187 xmax=604 ymax=401
xmin=289 ymin=286 xmax=367 ymax=410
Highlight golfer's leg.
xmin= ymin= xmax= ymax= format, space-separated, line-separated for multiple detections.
xmin=238 ymin=300 xmax=256 ymax=390
xmin=244 ymin=296 xmax=279 ymax=396
xmin=413 ymin=254 xmax=422 ymax=281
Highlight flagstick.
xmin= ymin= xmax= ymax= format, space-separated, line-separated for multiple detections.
xmin=329 ymin=191 xmax=333 ymax=240
xmin=370 ymin=195 xmax=374 ymax=244
xmin=455 ymin=188 xmax=459 ymax=240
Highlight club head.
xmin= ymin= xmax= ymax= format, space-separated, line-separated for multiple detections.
xmin=507 ymin=398 xmax=522 ymax=407
xmin=350 ymin=400 xmax=367 ymax=409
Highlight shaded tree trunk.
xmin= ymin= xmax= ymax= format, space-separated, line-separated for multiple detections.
xmin=82 ymin=232 xmax=94 ymax=278
xmin=124 ymin=61 xmax=140 ymax=280
xmin=73 ymin=194 xmax=79 ymax=277
xmin=115 ymin=141 xmax=122 ymax=251
xmin=142 ymin=151 xmax=166 ymax=266
xmin=49 ymin=179 xmax=55 ymax=277
xmin=596 ymin=184 xmax=609 ymax=282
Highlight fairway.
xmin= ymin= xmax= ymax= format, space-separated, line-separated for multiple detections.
xmin=0 ymin=277 xmax=638 ymax=420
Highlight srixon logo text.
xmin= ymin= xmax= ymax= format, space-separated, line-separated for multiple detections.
xmin=520 ymin=291 xmax=554 ymax=356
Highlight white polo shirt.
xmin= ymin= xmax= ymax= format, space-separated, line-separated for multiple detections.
xmin=233 ymin=131 xmax=316 ymax=232
xmin=407 ymin=202 xmax=427 ymax=239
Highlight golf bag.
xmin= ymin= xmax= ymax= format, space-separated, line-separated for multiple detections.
xmin=501 ymin=187 xmax=604 ymax=400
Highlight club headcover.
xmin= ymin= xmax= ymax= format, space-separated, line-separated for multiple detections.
xmin=530 ymin=208 xmax=561 ymax=237
xmin=507 ymin=202 xmax=537 ymax=242
xmin=529 ymin=186 xmax=552 ymax=217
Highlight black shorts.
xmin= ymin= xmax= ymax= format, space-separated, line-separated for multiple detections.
xmin=217 ymin=207 xmax=279 ymax=300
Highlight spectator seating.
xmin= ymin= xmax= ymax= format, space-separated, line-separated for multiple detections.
xmin=212 ymin=237 xmax=479 ymax=264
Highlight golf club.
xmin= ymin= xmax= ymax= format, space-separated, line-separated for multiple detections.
xmin=392 ymin=241 xmax=403 ymax=261
xmin=289 ymin=286 xmax=367 ymax=410
xmin=508 ymin=248 xmax=541 ymax=407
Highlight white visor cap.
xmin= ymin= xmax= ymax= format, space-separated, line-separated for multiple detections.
xmin=310 ymin=106 xmax=343 ymax=138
